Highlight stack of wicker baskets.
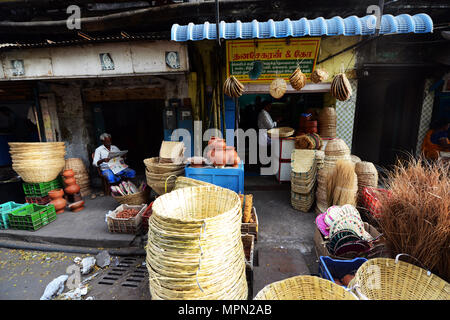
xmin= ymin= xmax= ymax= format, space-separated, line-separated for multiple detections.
xmin=355 ymin=161 xmax=378 ymax=204
xmin=315 ymin=139 xmax=351 ymax=213
xmin=9 ymin=142 xmax=66 ymax=183
xmin=146 ymin=186 xmax=248 ymax=300
xmin=143 ymin=157 xmax=185 ymax=195
xmin=318 ymin=107 xmax=337 ymax=139
xmin=63 ymin=158 xmax=91 ymax=197
xmin=290 ymin=150 xmax=317 ymax=212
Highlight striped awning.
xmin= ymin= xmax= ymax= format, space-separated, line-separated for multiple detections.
xmin=171 ymin=14 xmax=433 ymax=41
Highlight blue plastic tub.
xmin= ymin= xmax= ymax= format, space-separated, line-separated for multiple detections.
xmin=185 ymin=161 xmax=244 ymax=194
xmin=319 ymin=256 xmax=367 ymax=287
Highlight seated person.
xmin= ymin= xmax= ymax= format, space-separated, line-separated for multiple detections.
xmin=93 ymin=133 xmax=136 ymax=184
xmin=422 ymin=120 xmax=450 ymax=160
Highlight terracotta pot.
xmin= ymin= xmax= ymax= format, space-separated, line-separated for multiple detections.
xmin=225 ymin=146 xmax=239 ymax=166
xmin=69 ymin=200 xmax=85 ymax=213
xmin=208 ymin=137 xmax=226 ymax=149
xmin=64 ymin=177 xmax=76 ymax=186
xmin=62 ymin=169 xmax=75 ymax=178
xmin=211 ymin=147 xmax=227 ymax=167
xmin=48 ymin=189 xmax=66 ymax=214
xmin=65 ymin=184 xmax=80 ymax=195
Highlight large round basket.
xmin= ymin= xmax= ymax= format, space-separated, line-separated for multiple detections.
xmin=254 ymin=275 xmax=357 ymax=300
xmin=325 ymin=138 xmax=350 ymax=157
xmin=145 ymin=167 xmax=185 ymax=195
xmin=13 ymin=163 xmax=65 ymax=183
xmin=146 ymin=186 xmax=248 ymax=300
xmin=112 ymin=188 xmax=150 ymax=205
xmin=349 ymin=257 xmax=450 ymax=300
xmin=267 ymin=127 xmax=295 ymax=138
xmin=173 ymin=176 xmax=215 ymax=190
xmin=143 ymin=157 xmax=185 ymax=174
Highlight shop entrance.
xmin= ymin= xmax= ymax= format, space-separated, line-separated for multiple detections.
xmin=352 ymin=66 xmax=426 ymax=169
xmin=91 ymin=100 xmax=165 ymax=174
xmin=238 ymin=92 xmax=324 ymax=175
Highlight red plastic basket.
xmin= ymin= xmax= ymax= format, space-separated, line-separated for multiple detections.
xmin=361 ymin=187 xmax=390 ymax=219
xmin=141 ymin=201 xmax=153 ymax=233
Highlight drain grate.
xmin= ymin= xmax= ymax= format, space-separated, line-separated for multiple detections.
xmin=95 ymin=256 xmax=148 ymax=289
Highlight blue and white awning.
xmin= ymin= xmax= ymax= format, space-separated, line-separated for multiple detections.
xmin=171 ymin=14 xmax=433 ymax=41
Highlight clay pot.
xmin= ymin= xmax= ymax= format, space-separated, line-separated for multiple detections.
xmin=69 ymin=200 xmax=85 ymax=213
xmin=225 ymin=146 xmax=239 ymax=166
xmin=208 ymin=137 xmax=226 ymax=150
xmin=48 ymin=189 xmax=66 ymax=214
xmin=62 ymin=169 xmax=75 ymax=178
xmin=65 ymin=184 xmax=80 ymax=195
xmin=211 ymin=147 xmax=227 ymax=167
xmin=64 ymin=177 xmax=76 ymax=185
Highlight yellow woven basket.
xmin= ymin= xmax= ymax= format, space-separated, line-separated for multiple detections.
xmin=349 ymin=256 xmax=450 ymax=300
xmin=254 ymin=275 xmax=357 ymax=300
xmin=112 ymin=188 xmax=150 ymax=206
xmin=146 ymin=186 xmax=248 ymax=300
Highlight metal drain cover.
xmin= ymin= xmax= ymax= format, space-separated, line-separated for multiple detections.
xmin=86 ymin=256 xmax=151 ymax=300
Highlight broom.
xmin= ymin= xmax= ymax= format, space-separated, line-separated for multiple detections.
xmin=326 ymin=159 xmax=358 ymax=207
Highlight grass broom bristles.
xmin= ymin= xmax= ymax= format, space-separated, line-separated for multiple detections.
xmin=326 ymin=159 xmax=358 ymax=207
xmin=378 ymin=156 xmax=450 ymax=282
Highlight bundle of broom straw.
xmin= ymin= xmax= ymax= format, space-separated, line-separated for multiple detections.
xmin=326 ymin=159 xmax=358 ymax=207
xmin=377 ymin=157 xmax=450 ymax=282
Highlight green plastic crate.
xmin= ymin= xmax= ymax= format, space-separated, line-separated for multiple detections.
xmin=0 ymin=201 xmax=28 ymax=229
xmin=8 ymin=204 xmax=57 ymax=231
xmin=22 ymin=177 xmax=63 ymax=197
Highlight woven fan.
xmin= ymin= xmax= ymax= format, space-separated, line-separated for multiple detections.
xmin=331 ymin=73 xmax=352 ymax=101
xmin=224 ymin=76 xmax=245 ymax=98
xmin=289 ymin=67 xmax=306 ymax=91
xmin=270 ymin=78 xmax=287 ymax=99
xmin=311 ymin=68 xmax=329 ymax=83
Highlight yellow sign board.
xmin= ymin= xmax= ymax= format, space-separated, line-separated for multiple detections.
xmin=226 ymin=38 xmax=321 ymax=83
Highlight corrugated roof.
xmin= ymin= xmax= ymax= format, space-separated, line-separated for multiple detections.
xmin=171 ymin=14 xmax=433 ymax=41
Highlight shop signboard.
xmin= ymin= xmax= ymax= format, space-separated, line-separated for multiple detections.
xmin=226 ymin=38 xmax=321 ymax=83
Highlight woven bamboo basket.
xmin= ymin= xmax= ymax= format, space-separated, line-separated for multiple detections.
xmin=325 ymin=139 xmax=350 ymax=157
xmin=146 ymin=186 xmax=248 ymax=300
xmin=145 ymin=167 xmax=185 ymax=195
xmin=143 ymin=157 xmax=185 ymax=174
xmin=254 ymin=275 xmax=357 ymax=300
xmin=173 ymin=176 xmax=215 ymax=190
xmin=349 ymin=257 xmax=450 ymax=300
xmin=13 ymin=160 xmax=66 ymax=183
xmin=112 ymin=188 xmax=150 ymax=205
xmin=268 ymin=127 xmax=295 ymax=138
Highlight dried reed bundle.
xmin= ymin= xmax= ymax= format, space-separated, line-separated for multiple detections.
xmin=326 ymin=160 xmax=358 ymax=207
xmin=377 ymin=157 xmax=450 ymax=282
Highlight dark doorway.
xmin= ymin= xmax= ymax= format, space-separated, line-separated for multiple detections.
xmin=352 ymin=66 xmax=426 ymax=170
xmin=94 ymin=100 xmax=165 ymax=174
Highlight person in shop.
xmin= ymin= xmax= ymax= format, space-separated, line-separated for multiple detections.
xmin=93 ymin=133 xmax=136 ymax=183
xmin=421 ymin=119 xmax=450 ymax=160
xmin=257 ymin=99 xmax=282 ymax=147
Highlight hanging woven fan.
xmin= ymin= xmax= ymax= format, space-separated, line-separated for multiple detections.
xmin=224 ymin=76 xmax=245 ymax=98
xmin=330 ymin=73 xmax=352 ymax=101
xmin=289 ymin=67 xmax=306 ymax=91
xmin=311 ymin=68 xmax=329 ymax=83
xmin=248 ymin=61 xmax=263 ymax=80
xmin=270 ymin=78 xmax=287 ymax=99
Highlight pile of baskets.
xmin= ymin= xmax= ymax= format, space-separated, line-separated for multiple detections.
xmin=355 ymin=161 xmax=378 ymax=204
xmin=146 ymin=186 xmax=248 ymax=300
xmin=323 ymin=138 xmax=351 ymax=169
xmin=318 ymin=107 xmax=337 ymax=139
xmin=291 ymin=150 xmax=317 ymax=212
xmin=254 ymin=257 xmax=450 ymax=300
xmin=63 ymin=158 xmax=92 ymax=197
xmin=9 ymin=142 xmax=66 ymax=183
xmin=143 ymin=157 xmax=185 ymax=195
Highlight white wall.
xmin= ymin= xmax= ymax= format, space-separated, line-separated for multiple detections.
xmin=0 ymin=40 xmax=189 ymax=80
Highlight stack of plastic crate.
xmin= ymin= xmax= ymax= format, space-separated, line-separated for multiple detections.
xmin=0 ymin=201 xmax=28 ymax=229
xmin=7 ymin=203 xmax=57 ymax=231
xmin=23 ymin=177 xmax=63 ymax=205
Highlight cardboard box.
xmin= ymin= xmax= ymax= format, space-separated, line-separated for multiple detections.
xmin=314 ymin=222 xmax=382 ymax=260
